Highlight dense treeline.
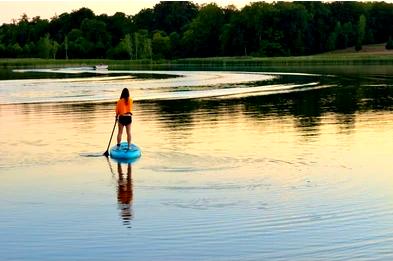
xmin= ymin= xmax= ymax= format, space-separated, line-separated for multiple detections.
xmin=0 ymin=1 xmax=393 ymax=60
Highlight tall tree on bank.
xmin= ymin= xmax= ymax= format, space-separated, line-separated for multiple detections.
xmin=182 ymin=3 xmax=225 ymax=57
xmin=355 ymin=14 xmax=366 ymax=51
xmin=152 ymin=1 xmax=198 ymax=34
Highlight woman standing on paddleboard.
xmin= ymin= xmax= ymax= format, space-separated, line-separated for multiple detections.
xmin=116 ymin=88 xmax=133 ymax=150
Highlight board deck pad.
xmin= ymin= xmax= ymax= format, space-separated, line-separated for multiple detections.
xmin=110 ymin=142 xmax=141 ymax=161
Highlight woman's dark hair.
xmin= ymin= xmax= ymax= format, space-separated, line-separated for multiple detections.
xmin=120 ymin=88 xmax=129 ymax=104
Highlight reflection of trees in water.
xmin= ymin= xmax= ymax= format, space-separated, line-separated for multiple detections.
xmin=155 ymin=100 xmax=198 ymax=127
xmin=61 ymin=103 xmax=111 ymax=124
xmin=331 ymin=82 xmax=360 ymax=133
xmin=359 ymin=83 xmax=393 ymax=111
xmin=333 ymin=83 xmax=360 ymax=114
xmin=241 ymin=90 xmax=324 ymax=135
xmin=335 ymin=114 xmax=356 ymax=134
xmin=146 ymin=99 xmax=214 ymax=130
xmin=14 ymin=101 xmax=113 ymax=123
xmin=146 ymin=89 xmax=327 ymax=137
xmin=239 ymin=75 xmax=393 ymax=135
xmin=151 ymin=99 xmax=250 ymax=130
xmin=331 ymin=76 xmax=393 ymax=132
xmin=290 ymin=91 xmax=323 ymax=135
xmin=99 ymin=75 xmax=393 ymax=121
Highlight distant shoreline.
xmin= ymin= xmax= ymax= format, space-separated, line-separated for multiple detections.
xmin=1 ymin=45 xmax=393 ymax=68
xmin=1 ymin=57 xmax=393 ymax=68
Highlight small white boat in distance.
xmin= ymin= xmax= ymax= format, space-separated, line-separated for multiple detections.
xmin=94 ymin=64 xmax=108 ymax=70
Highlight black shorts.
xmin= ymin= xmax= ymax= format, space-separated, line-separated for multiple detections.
xmin=119 ymin=115 xmax=132 ymax=126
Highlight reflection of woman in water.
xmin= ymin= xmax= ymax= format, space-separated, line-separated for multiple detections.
xmin=117 ymin=163 xmax=133 ymax=225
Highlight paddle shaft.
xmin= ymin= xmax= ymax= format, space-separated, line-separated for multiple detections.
xmin=104 ymin=118 xmax=117 ymax=156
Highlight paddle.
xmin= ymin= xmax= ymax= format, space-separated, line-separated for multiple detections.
xmin=104 ymin=118 xmax=118 ymax=157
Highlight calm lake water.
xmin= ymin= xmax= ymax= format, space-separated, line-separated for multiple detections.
xmin=1 ymin=65 xmax=393 ymax=260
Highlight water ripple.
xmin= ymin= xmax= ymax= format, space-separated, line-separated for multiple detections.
xmin=0 ymin=69 xmax=333 ymax=104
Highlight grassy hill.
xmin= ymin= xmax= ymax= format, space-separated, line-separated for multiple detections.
xmin=320 ymin=43 xmax=393 ymax=56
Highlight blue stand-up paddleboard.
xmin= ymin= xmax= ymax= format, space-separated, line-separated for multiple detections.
xmin=110 ymin=142 xmax=141 ymax=163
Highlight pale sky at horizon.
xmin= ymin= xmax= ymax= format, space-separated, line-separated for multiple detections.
xmin=0 ymin=0 xmax=253 ymax=24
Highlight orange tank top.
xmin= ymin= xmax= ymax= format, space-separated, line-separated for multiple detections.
xmin=116 ymin=98 xmax=133 ymax=116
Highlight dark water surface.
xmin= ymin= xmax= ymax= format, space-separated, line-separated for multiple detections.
xmin=0 ymin=65 xmax=393 ymax=260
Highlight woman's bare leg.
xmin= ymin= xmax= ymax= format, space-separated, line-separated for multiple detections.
xmin=117 ymin=123 xmax=124 ymax=145
xmin=126 ymin=124 xmax=132 ymax=149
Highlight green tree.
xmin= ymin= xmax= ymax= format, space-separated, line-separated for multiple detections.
xmin=80 ymin=18 xmax=111 ymax=57
xmin=231 ymin=3 xmax=265 ymax=56
xmin=275 ymin=2 xmax=309 ymax=55
xmin=51 ymin=40 xmax=59 ymax=59
xmin=123 ymin=34 xmax=133 ymax=59
xmin=0 ymin=43 xmax=6 ymax=57
xmin=36 ymin=34 xmax=51 ymax=58
xmin=133 ymin=8 xmax=154 ymax=31
xmin=106 ymin=12 xmax=134 ymax=46
xmin=16 ymin=14 xmax=29 ymax=46
xmin=169 ymin=32 xmax=181 ymax=58
xmin=48 ymin=13 xmax=70 ymax=43
xmin=66 ymin=29 xmax=92 ymax=58
xmin=182 ymin=3 xmax=225 ymax=57
xmin=64 ymin=35 xmax=68 ymax=59
xmin=257 ymin=30 xmax=284 ymax=57
xmin=30 ymin=17 xmax=50 ymax=43
xmin=386 ymin=36 xmax=393 ymax=49
xmin=22 ymin=42 xmax=35 ymax=57
xmin=107 ymin=33 xmax=133 ymax=59
xmin=368 ymin=2 xmax=393 ymax=43
xmin=219 ymin=11 xmax=245 ymax=56
xmin=327 ymin=31 xmax=337 ymax=51
xmin=69 ymin=7 xmax=95 ymax=29
xmin=336 ymin=22 xmax=354 ymax=49
xmin=327 ymin=22 xmax=341 ymax=51
xmin=152 ymin=31 xmax=171 ymax=59
xmin=355 ymin=14 xmax=366 ymax=51
xmin=301 ymin=1 xmax=332 ymax=53
xmin=133 ymin=30 xmax=151 ymax=59
xmin=9 ymin=43 xmax=23 ymax=57
xmin=134 ymin=31 xmax=139 ymax=59
xmin=67 ymin=28 xmax=83 ymax=41
xmin=145 ymin=38 xmax=152 ymax=61
xmin=152 ymin=1 xmax=198 ymax=34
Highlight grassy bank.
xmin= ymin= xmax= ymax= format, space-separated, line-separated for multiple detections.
xmin=176 ymin=44 xmax=393 ymax=66
xmin=1 ymin=44 xmax=393 ymax=68
xmin=0 ymin=58 xmax=155 ymax=68
xmin=175 ymin=54 xmax=393 ymax=67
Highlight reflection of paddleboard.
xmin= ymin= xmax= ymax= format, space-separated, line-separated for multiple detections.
xmin=110 ymin=142 xmax=141 ymax=161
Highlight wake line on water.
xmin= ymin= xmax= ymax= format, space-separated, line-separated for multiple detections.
xmin=0 ymin=70 xmax=332 ymax=105
xmin=5 ymin=75 xmax=134 ymax=84
xmin=140 ymin=82 xmax=328 ymax=100
xmin=0 ymin=82 xmax=332 ymax=105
